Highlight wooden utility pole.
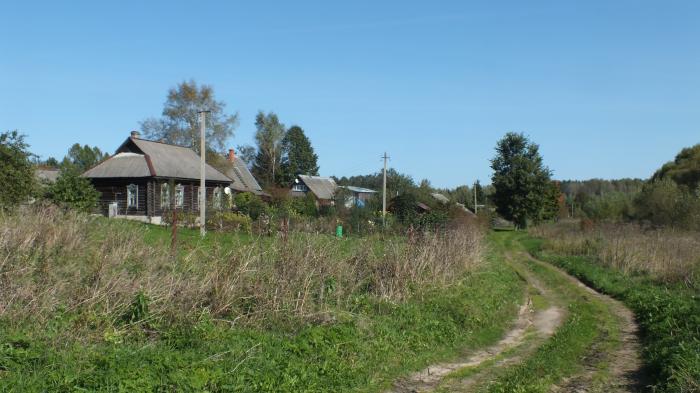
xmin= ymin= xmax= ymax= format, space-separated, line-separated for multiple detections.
xmin=198 ymin=110 xmax=209 ymax=238
xmin=382 ymin=152 xmax=389 ymax=227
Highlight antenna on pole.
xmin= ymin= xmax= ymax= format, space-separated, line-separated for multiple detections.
xmin=382 ymin=152 xmax=390 ymax=228
xmin=198 ymin=110 xmax=211 ymax=238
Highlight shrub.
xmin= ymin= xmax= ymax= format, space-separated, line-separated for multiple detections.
xmin=45 ymin=169 xmax=100 ymax=212
xmin=0 ymin=130 xmax=36 ymax=209
xmin=634 ymin=178 xmax=700 ymax=231
xmin=233 ymin=192 xmax=267 ymax=220
xmin=161 ymin=209 xmax=198 ymax=227
xmin=206 ymin=211 xmax=252 ymax=232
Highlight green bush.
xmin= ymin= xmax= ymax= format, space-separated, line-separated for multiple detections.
xmin=161 ymin=209 xmax=198 ymax=227
xmin=634 ymin=178 xmax=700 ymax=230
xmin=206 ymin=211 xmax=252 ymax=232
xmin=46 ymin=169 xmax=100 ymax=212
xmin=0 ymin=130 xmax=36 ymax=209
xmin=233 ymin=192 xmax=267 ymax=220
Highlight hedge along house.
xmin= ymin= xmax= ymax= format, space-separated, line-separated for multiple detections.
xmin=82 ymin=131 xmax=232 ymax=224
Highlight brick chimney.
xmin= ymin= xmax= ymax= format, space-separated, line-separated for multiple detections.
xmin=228 ymin=148 xmax=235 ymax=162
xmin=130 ymin=130 xmax=140 ymax=139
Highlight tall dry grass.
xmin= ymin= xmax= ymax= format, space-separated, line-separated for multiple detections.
xmin=531 ymin=220 xmax=700 ymax=288
xmin=0 ymin=205 xmax=484 ymax=332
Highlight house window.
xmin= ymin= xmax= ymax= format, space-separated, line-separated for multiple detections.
xmin=292 ymin=183 xmax=307 ymax=192
xmin=127 ymin=184 xmax=138 ymax=208
xmin=213 ymin=187 xmax=222 ymax=210
xmin=175 ymin=184 xmax=185 ymax=207
xmin=160 ymin=183 xmax=170 ymax=208
xmin=194 ymin=186 xmax=201 ymax=209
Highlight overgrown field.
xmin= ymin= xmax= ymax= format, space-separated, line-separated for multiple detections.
xmin=530 ymin=221 xmax=700 ymax=392
xmin=0 ymin=206 xmax=524 ymax=391
xmin=531 ymin=220 xmax=700 ymax=288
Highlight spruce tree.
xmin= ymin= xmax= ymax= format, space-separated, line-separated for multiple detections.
xmin=280 ymin=125 xmax=319 ymax=184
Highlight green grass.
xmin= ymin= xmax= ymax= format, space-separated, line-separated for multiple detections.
xmin=0 ymin=223 xmax=524 ymax=392
xmin=527 ymin=236 xmax=700 ymax=393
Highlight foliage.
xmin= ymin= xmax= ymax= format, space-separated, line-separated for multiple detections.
xmin=540 ymin=181 xmax=565 ymax=221
xmin=652 ymin=143 xmax=700 ymax=191
xmin=0 ymin=130 xmax=36 ymax=209
xmin=60 ymin=143 xmax=109 ymax=172
xmin=490 ymin=132 xmax=554 ymax=228
xmin=578 ymin=191 xmax=636 ymax=221
xmin=235 ymin=144 xmax=256 ymax=169
xmin=336 ymin=168 xmax=416 ymax=198
xmin=140 ymin=80 xmax=239 ymax=154
xmin=448 ymin=185 xmax=472 ymax=207
xmin=390 ymin=192 xmax=419 ymax=223
xmin=41 ymin=156 xmax=60 ymax=167
xmin=634 ymin=178 xmax=700 ymax=231
xmin=46 ymin=169 xmax=100 ymax=212
xmin=280 ymin=125 xmax=319 ymax=184
xmin=287 ymin=193 xmax=319 ymax=217
xmin=161 ymin=210 xmax=198 ymax=228
xmin=252 ymin=111 xmax=286 ymax=186
xmin=206 ymin=211 xmax=252 ymax=232
xmin=233 ymin=192 xmax=267 ymax=220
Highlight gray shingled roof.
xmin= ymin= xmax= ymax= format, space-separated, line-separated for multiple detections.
xmin=431 ymin=193 xmax=450 ymax=204
xmin=83 ymin=137 xmax=231 ymax=183
xmin=223 ymin=157 xmax=265 ymax=195
xmin=298 ymin=175 xmax=337 ymax=200
xmin=340 ymin=186 xmax=377 ymax=194
xmin=35 ymin=168 xmax=60 ymax=183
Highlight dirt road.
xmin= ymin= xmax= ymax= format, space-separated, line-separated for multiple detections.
xmin=387 ymin=241 xmax=645 ymax=393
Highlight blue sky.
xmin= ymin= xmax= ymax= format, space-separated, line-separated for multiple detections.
xmin=1 ymin=1 xmax=698 ymax=188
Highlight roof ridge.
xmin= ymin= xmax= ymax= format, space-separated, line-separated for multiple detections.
xmin=132 ymin=137 xmax=193 ymax=149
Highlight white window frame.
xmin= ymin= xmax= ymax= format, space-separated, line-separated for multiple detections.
xmin=175 ymin=184 xmax=185 ymax=208
xmin=160 ymin=183 xmax=170 ymax=208
xmin=127 ymin=184 xmax=138 ymax=209
xmin=292 ymin=183 xmax=307 ymax=192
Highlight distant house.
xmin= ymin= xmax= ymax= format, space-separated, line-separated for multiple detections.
xmin=82 ymin=131 xmax=232 ymax=223
xmin=431 ymin=192 xmax=450 ymax=205
xmin=290 ymin=175 xmax=338 ymax=206
xmin=35 ymin=168 xmax=60 ymax=184
xmin=339 ymin=186 xmax=377 ymax=208
xmin=221 ymin=149 xmax=266 ymax=197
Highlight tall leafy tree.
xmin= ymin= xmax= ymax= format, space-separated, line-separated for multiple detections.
xmin=490 ymin=132 xmax=553 ymax=228
xmin=0 ymin=130 xmax=36 ymax=209
xmin=235 ymin=145 xmax=257 ymax=168
xmin=252 ymin=111 xmax=285 ymax=187
xmin=140 ymin=80 xmax=238 ymax=154
xmin=61 ymin=143 xmax=109 ymax=172
xmin=280 ymin=125 xmax=319 ymax=184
